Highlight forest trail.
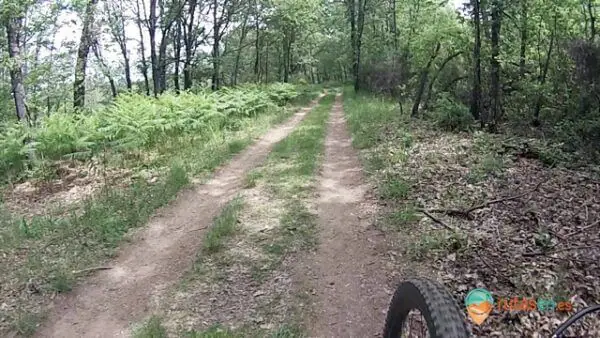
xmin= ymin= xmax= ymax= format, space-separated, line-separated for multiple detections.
xmin=34 ymin=95 xmax=324 ymax=338
xmin=302 ymin=94 xmax=391 ymax=337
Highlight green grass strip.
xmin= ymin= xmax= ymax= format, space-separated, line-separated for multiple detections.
xmin=202 ymin=196 xmax=245 ymax=254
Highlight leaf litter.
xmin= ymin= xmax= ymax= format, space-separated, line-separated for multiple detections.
xmin=374 ymin=121 xmax=600 ymax=337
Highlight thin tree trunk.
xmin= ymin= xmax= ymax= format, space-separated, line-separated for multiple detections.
xmin=173 ymin=20 xmax=182 ymax=93
xmin=74 ymin=0 xmax=99 ymax=108
xmin=423 ymin=51 xmax=463 ymax=109
xmin=533 ymin=13 xmax=557 ymax=125
xmin=411 ymin=42 xmax=441 ymax=117
xmin=470 ymin=0 xmax=482 ymax=120
xmin=489 ymin=0 xmax=503 ymax=129
xmin=158 ymin=34 xmax=169 ymax=93
xmin=135 ymin=0 xmax=151 ymax=95
xmin=92 ymin=43 xmax=118 ymax=98
xmin=212 ymin=0 xmax=220 ymax=90
xmin=588 ymin=0 xmax=596 ymax=41
xmin=233 ymin=14 xmax=249 ymax=86
xmin=149 ymin=0 xmax=160 ymax=96
xmin=519 ymin=0 xmax=528 ymax=77
xmin=5 ymin=16 xmax=28 ymax=121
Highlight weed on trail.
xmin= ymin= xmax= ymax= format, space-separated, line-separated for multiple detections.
xmin=344 ymin=89 xmax=600 ymax=336
xmin=151 ymin=95 xmax=334 ymax=337
xmin=0 ymin=89 xmax=321 ymax=336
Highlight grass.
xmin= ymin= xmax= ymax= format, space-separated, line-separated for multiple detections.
xmin=343 ymin=87 xmax=415 ymax=227
xmin=180 ymin=94 xmax=333 ymax=336
xmin=254 ymin=94 xmax=334 ymax=270
xmin=0 ymin=93 xmax=320 ymax=336
xmin=133 ymin=316 xmax=167 ymax=338
xmin=184 ymin=324 xmax=304 ymax=338
xmin=202 ymin=196 xmax=245 ymax=254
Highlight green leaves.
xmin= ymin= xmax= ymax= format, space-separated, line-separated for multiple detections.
xmin=0 ymin=84 xmax=302 ymax=182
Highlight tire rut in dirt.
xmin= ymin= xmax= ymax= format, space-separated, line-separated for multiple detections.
xmin=301 ymin=93 xmax=391 ymax=338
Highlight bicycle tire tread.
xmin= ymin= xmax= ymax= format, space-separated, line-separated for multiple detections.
xmin=383 ymin=277 xmax=469 ymax=338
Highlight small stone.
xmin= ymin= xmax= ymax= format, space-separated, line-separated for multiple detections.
xmin=253 ymin=290 xmax=265 ymax=297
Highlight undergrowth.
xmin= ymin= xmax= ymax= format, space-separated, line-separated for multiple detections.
xmin=0 ymin=83 xmax=306 ymax=183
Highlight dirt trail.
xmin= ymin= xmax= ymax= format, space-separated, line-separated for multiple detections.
xmin=304 ymin=94 xmax=391 ymax=337
xmin=35 ymin=95 xmax=324 ymax=338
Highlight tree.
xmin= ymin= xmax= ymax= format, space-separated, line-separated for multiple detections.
xmin=3 ymin=3 xmax=29 ymax=121
xmin=105 ymin=0 xmax=132 ymax=90
xmin=74 ymin=0 xmax=99 ymax=108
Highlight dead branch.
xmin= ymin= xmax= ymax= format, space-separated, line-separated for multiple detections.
xmin=419 ymin=209 xmax=458 ymax=232
xmin=72 ymin=266 xmax=112 ymax=275
xmin=423 ymin=181 xmax=545 ymax=219
xmin=563 ymin=219 xmax=600 ymax=238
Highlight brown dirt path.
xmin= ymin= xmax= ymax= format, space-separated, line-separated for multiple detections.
xmin=35 ymin=95 xmax=324 ymax=338
xmin=303 ymin=94 xmax=391 ymax=337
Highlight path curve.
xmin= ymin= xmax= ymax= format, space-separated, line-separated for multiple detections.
xmin=305 ymin=94 xmax=391 ymax=337
xmin=36 ymin=95 xmax=324 ymax=338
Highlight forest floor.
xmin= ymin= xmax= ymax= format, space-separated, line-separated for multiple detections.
xmin=3 ymin=88 xmax=600 ymax=337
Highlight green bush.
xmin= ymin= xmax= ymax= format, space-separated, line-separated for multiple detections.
xmin=431 ymin=94 xmax=474 ymax=132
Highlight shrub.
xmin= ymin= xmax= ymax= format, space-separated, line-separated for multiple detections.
xmin=431 ymin=93 xmax=474 ymax=132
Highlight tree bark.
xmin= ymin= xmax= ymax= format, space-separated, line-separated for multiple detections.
xmin=588 ymin=0 xmax=596 ymax=41
xmin=423 ymin=51 xmax=463 ymax=110
xmin=173 ymin=20 xmax=182 ymax=93
xmin=411 ymin=42 xmax=441 ymax=117
xmin=489 ymin=0 xmax=503 ymax=129
xmin=212 ymin=0 xmax=221 ymax=90
xmin=233 ymin=14 xmax=249 ymax=85
xmin=106 ymin=0 xmax=132 ymax=90
xmin=92 ymin=43 xmax=118 ymax=98
xmin=470 ymin=0 xmax=482 ymax=120
xmin=5 ymin=15 xmax=28 ymax=121
xmin=149 ymin=0 xmax=160 ymax=96
xmin=519 ymin=0 xmax=528 ymax=77
xmin=533 ymin=13 xmax=557 ymax=125
xmin=74 ymin=0 xmax=99 ymax=108
xmin=135 ymin=0 xmax=151 ymax=95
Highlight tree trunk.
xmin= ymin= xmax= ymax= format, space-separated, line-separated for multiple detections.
xmin=233 ymin=14 xmax=249 ymax=86
xmin=92 ymin=43 xmax=118 ymax=98
xmin=158 ymin=34 xmax=169 ymax=93
xmin=74 ymin=0 xmax=99 ymax=108
xmin=212 ymin=0 xmax=220 ymax=90
xmin=533 ymin=14 xmax=557 ymax=125
xmin=470 ymin=0 xmax=482 ymax=120
xmin=411 ymin=42 xmax=441 ymax=117
xmin=183 ymin=0 xmax=198 ymax=90
xmin=149 ymin=0 xmax=160 ymax=96
xmin=135 ymin=0 xmax=151 ymax=95
xmin=519 ymin=0 xmax=528 ymax=77
xmin=588 ymin=0 xmax=596 ymax=41
xmin=5 ymin=16 xmax=28 ymax=121
xmin=423 ymin=51 xmax=463 ymax=110
xmin=489 ymin=0 xmax=503 ymax=129
xmin=391 ymin=0 xmax=398 ymax=50
xmin=174 ymin=20 xmax=182 ymax=93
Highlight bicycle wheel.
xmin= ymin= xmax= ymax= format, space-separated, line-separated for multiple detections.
xmin=383 ymin=278 xmax=470 ymax=338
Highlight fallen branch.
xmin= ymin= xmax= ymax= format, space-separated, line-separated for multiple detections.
xmin=423 ymin=181 xmax=545 ymax=219
xmin=419 ymin=209 xmax=458 ymax=232
xmin=522 ymin=245 xmax=597 ymax=257
xmin=72 ymin=266 xmax=112 ymax=275
xmin=563 ymin=219 xmax=600 ymax=238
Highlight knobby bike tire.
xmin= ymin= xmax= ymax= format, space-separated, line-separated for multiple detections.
xmin=383 ymin=278 xmax=470 ymax=338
